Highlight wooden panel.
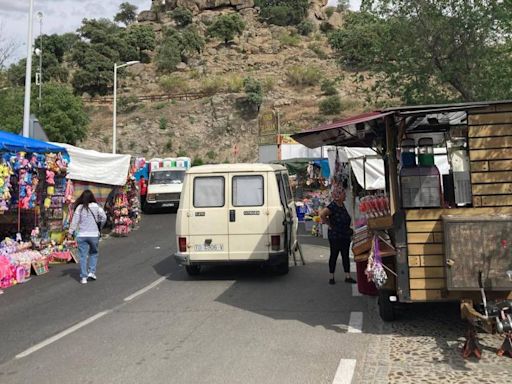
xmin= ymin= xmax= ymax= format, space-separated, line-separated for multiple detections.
xmin=407 ymin=232 xmax=442 ymax=244
xmin=433 ymin=233 xmax=444 ymax=242
xmin=410 ymin=290 xmax=443 ymax=301
xmin=409 ymin=267 xmax=445 ymax=278
xmin=406 ymin=207 xmax=512 ymax=220
xmin=489 ymin=160 xmax=512 ymax=171
xmin=470 ymin=161 xmax=489 ymax=172
xmin=469 ymin=136 xmax=512 ymax=149
xmin=469 ymin=124 xmax=512 ymax=138
xmin=472 ymin=171 xmax=512 ymax=183
xmin=410 ymin=279 xmax=446 ymax=289
xmin=472 ymin=183 xmax=512 ymax=195
xmin=408 ymin=244 xmax=443 ymax=255
xmin=481 ymin=195 xmax=512 ymax=207
xmin=469 ymin=113 xmax=512 ymax=125
xmin=406 ymin=221 xmax=442 ymax=232
xmin=470 ymin=148 xmax=512 ymax=161
xmin=469 ymin=106 xmax=497 ymax=114
xmin=473 ymin=196 xmax=482 ymax=207
xmin=408 ymin=256 xmax=421 ymax=267
xmin=495 ymin=104 xmax=512 ymax=112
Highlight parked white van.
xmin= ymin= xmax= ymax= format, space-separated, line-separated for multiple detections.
xmin=175 ymin=164 xmax=298 ymax=275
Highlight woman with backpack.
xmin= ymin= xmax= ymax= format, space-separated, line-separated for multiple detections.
xmin=68 ymin=190 xmax=107 ymax=284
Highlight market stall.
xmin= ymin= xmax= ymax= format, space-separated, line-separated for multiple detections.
xmin=292 ymin=102 xmax=512 ymax=358
xmin=51 ymin=143 xmax=141 ymax=237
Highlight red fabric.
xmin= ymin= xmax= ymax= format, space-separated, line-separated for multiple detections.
xmin=139 ymin=179 xmax=147 ymax=196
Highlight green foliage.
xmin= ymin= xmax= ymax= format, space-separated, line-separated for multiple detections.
xmin=172 ymin=7 xmax=193 ymax=27
xmin=192 ymin=158 xmax=204 ymax=166
xmin=243 ymin=77 xmax=263 ymax=109
xmin=207 ymin=13 xmax=245 ymax=44
xmin=321 ymin=79 xmax=338 ymax=95
xmin=0 ymin=83 xmax=88 ymax=144
xmin=127 ymin=25 xmax=156 ymax=62
xmin=114 ymin=2 xmax=138 ymax=26
xmin=320 ymin=22 xmax=334 ymax=34
xmin=308 ymin=42 xmax=328 ymax=59
xmin=337 ymin=0 xmax=350 ymax=12
xmin=297 ymin=20 xmax=315 ymax=36
xmin=226 ymin=74 xmax=244 ymax=92
xmin=331 ymin=1 xmax=512 ymax=104
xmin=157 ymin=27 xmax=204 ymax=73
xmin=159 ymin=75 xmax=188 ymax=93
xmin=325 ymin=7 xmax=336 ymax=18
xmin=277 ymin=31 xmax=301 ymax=47
xmin=256 ymin=0 xmax=309 ymax=26
xmin=285 ymin=65 xmax=322 ymax=87
xmin=262 ymin=76 xmax=276 ymax=92
xmin=159 ymin=117 xmax=168 ymax=130
xmin=319 ymin=95 xmax=341 ymax=115
xmin=165 ymin=139 xmax=173 ymax=151
xmin=6 ymin=59 xmax=26 ymax=87
xmin=206 ymin=150 xmax=216 ymax=160
xmin=200 ymin=76 xmax=224 ymax=94
xmin=117 ymin=95 xmax=139 ymax=113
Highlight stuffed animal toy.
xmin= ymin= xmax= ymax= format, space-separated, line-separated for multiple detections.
xmin=45 ymin=153 xmax=60 ymax=173
xmin=46 ymin=170 xmax=55 ymax=185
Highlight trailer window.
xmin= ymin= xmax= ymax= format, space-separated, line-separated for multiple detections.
xmin=276 ymin=174 xmax=287 ymax=207
xmin=282 ymin=174 xmax=293 ymax=203
xmin=193 ymin=176 xmax=225 ymax=207
xmin=232 ymin=175 xmax=264 ymax=207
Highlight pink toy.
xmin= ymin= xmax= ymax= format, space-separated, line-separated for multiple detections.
xmin=46 ymin=170 xmax=55 ymax=185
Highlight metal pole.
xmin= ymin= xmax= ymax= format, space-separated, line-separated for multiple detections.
xmin=113 ymin=63 xmax=117 ymax=154
xmin=22 ymin=0 xmax=35 ymax=137
xmin=38 ymin=12 xmax=43 ymax=110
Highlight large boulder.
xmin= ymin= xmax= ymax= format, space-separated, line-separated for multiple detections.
xmin=138 ymin=10 xmax=158 ymax=22
xmin=151 ymin=0 xmax=254 ymax=13
xmin=307 ymin=0 xmax=328 ymax=21
xmin=327 ymin=11 xmax=343 ymax=29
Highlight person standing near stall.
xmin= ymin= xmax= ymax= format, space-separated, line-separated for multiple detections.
xmin=320 ymin=186 xmax=356 ymax=285
xmin=139 ymin=175 xmax=147 ymax=211
xmin=68 ymin=190 xmax=107 ymax=284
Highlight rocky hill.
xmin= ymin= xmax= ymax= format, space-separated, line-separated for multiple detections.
xmin=81 ymin=1 xmax=367 ymax=163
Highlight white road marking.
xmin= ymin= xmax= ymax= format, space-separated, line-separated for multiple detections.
xmin=332 ymin=358 xmax=357 ymax=384
xmin=352 ymin=284 xmax=362 ymax=297
xmin=348 ymin=312 xmax=363 ymax=333
xmin=124 ymin=275 xmax=168 ymax=302
xmin=16 ymin=311 xmax=110 ymax=359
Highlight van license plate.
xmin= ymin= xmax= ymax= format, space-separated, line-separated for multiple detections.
xmin=194 ymin=244 xmax=224 ymax=252
xmin=162 ymin=203 xmax=175 ymax=207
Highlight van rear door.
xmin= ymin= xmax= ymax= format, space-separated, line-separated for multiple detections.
xmin=188 ymin=174 xmax=229 ymax=261
xmin=228 ymin=173 xmax=269 ymax=261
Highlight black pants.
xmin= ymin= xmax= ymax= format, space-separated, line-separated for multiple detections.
xmin=328 ymin=238 xmax=351 ymax=274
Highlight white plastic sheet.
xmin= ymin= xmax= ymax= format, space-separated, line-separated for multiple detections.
xmin=52 ymin=143 xmax=131 ymax=186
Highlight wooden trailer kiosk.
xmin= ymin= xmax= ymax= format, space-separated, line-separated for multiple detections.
xmin=292 ymin=101 xmax=512 ymax=357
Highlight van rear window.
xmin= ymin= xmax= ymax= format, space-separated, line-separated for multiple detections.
xmin=232 ymin=175 xmax=264 ymax=207
xmin=193 ymin=177 xmax=225 ymax=207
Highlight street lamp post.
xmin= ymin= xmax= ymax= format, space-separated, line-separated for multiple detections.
xmin=113 ymin=61 xmax=139 ymax=154
xmin=22 ymin=0 xmax=35 ymax=138
xmin=36 ymin=11 xmax=43 ymax=110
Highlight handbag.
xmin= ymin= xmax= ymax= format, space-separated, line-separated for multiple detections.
xmin=85 ymin=206 xmax=103 ymax=232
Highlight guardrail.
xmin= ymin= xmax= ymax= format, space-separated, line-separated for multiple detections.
xmin=82 ymin=91 xmax=215 ymax=105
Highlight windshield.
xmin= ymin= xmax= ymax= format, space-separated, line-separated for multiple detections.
xmin=150 ymin=170 xmax=185 ymax=185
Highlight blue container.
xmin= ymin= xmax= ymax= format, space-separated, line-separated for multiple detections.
xmin=296 ymin=206 xmax=306 ymax=222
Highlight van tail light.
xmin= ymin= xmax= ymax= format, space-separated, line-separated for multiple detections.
xmin=178 ymin=237 xmax=187 ymax=252
xmin=271 ymin=235 xmax=280 ymax=251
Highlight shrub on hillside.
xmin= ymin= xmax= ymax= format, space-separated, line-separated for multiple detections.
xmin=285 ymin=65 xmax=322 ymax=87
xmin=207 ymin=13 xmax=245 ymax=44
xmin=171 ymin=7 xmax=193 ymax=27
xmin=256 ymin=0 xmax=309 ymax=26
xmin=201 ymin=76 xmax=224 ymax=94
xmin=325 ymin=7 xmax=336 ymax=18
xmin=319 ymin=95 xmax=341 ymax=115
xmin=308 ymin=42 xmax=328 ymax=59
xmin=118 ymin=95 xmax=139 ymax=113
xmin=321 ymin=79 xmax=338 ymax=95
xmin=297 ymin=20 xmax=315 ymax=36
xmin=243 ymin=77 xmax=263 ymax=109
xmin=320 ymin=22 xmax=334 ymax=34
xmin=159 ymin=75 xmax=188 ymax=93
xmin=278 ymin=31 xmax=301 ymax=47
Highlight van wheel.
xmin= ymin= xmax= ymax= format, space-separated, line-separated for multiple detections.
xmin=185 ymin=265 xmax=201 ymax=276
xmin=275 ymin=260 xmax=289 ymax=275
xmin=378 ymin=290 xmax=395 ymax=322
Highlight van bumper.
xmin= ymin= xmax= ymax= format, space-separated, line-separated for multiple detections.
xmin=146 ymin=200 xmax=180 ymax=209
xmin=174 ymin=251 xmax=288 ymax=266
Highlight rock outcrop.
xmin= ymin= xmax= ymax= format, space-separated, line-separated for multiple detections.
xmin=151 ymin=0 xmax=255 ymax=14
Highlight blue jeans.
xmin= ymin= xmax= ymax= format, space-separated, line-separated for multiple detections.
xmin=77 ymin=237 xmax=100 ymax=278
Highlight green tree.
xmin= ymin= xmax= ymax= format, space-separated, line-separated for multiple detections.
xmin=172 ymin=7 xmax=193 ymax=27
xmin=297 ymin=20 xmax=315 ymax=36
xmin=127 ymin=24 xmax=156 ymax=62
xmin=207 ymin=13 xmax=245 ymax=44
xmin=243 ymin=77 xmax=263 ymax=109
xmin=114 ymin=2 xmax=138 ymax=26
xmin=319 ymin=95 xmax=341 ymax=115
xmin=0 ymin=84 xmax=89 ymax=144
xmin=330 ymin=1 xmax=512 ymax=104
xmin=156 ymin=27 xmax=204 ymax=72
xmin=255 ymin=0 xmax=309 ymax=26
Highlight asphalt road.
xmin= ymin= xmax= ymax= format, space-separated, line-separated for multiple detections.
xmin=0 ymin=214 xmax=379 ymax=384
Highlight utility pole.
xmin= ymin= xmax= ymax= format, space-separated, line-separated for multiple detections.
xmin=22 ymin=0 xmax=35 ymax=138
xmin=36 ymin=11 xmax=43 ymax=110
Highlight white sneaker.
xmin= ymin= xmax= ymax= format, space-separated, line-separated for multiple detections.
xmin=87 ymin=273 xmax=97 ymax=280
xmin=80 ymin=277 xmax=88 ymax=284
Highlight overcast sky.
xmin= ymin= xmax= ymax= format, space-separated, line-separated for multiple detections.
xmin=0 ymin=0 xmax=361 ymax=66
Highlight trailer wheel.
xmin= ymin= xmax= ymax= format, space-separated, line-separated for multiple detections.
xmin=378 ymin=290 xmax=395 ymax=322
xmin=185 ymin=265 xmax=201 ymax=276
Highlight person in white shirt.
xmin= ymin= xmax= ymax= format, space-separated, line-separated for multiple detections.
xmin=68 ymin=190 xmax=107 ymax=284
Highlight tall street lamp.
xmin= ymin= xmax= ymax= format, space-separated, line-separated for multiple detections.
xmin=36 ymin=11 xmax=43 ymax=110
xmin=22 ymin=0 xmax=35 ymax=137
xmin=113 ymin=60 xmax=139 ymax=154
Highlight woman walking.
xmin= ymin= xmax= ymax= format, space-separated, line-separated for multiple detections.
xmin=320 ymin=186 xmax=355 ymax=285
xmin=68 ymin=190 xmax=107 ymax=284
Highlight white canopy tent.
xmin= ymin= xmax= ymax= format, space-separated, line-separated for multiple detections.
xmin=52 ymin=143 xmax=131 ymax=186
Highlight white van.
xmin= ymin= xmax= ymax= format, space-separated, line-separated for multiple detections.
xmin=174 ymin=164 xmax=298 ymax=275
xmin=145 ymin=157 xmax=191 ymax=212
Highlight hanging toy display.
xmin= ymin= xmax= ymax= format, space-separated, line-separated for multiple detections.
xmin=0 ymin=160 xmax=12 ymax=213
xmin=113 ymin=190 xmax=133 ymax=236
